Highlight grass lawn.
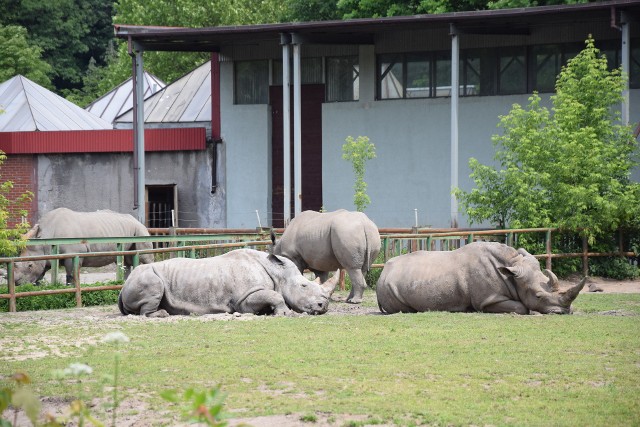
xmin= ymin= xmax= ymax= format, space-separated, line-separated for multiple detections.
xmin=1 ymin=290 xmax=639 ymax=426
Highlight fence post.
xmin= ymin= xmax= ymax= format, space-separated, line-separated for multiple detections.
xmin=426 ymin=235 xmax=432 ymax=251
xmin=545 ymin=229 xmax=552 ymax=271
xmin=582 ymin=235 xmax=589 ymax=277
xmin=133 ymin=252 xmax=140 ymax=269
xmin=116 ymin=243 xmax=124 ymax=282
xmin=7 ymin=261 xmax=16 ymax=313
xmin=50 ymin=245 xmax=59 ymax=285
xmin=73 ymin=256 xmax=82 ymax=308
xmin=467 ymin=233 xmax=474 ymax=244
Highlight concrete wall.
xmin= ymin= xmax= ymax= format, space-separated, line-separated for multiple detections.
xmin=219 ymin=61 xmax=272 ymax=229
xmin=35 ymin=146 xmax=225 ymax=228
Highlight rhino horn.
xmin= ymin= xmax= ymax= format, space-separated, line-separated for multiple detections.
xmin=559 ymin=276 xmax=587 ymax=306
xmin=543 ymin=269 xmax=560 ymax=292
xmin=321 ymin=269 xmax=341 ymax=297
xmin=23 ymin=224 xmax=39 ymax=240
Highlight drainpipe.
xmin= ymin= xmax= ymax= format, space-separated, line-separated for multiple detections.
xmin=128 ymin=37 xmax=146 ymax=225
xmin=450 ymin=24 xmax=460 ymax=228
xmin=620 ymin=11 xmax=630 ymax=126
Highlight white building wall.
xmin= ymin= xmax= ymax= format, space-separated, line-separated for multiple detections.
xmin=220 ymin=62 xmax=272 ymax=228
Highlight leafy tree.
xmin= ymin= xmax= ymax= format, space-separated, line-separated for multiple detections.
xmin=0 ymin=0 xmax=115 ymax=94
xmin=455 ymin=36 xmax=640 ymax=242
xmin=342 ymin=136 xmax=377 ymax=212
xmin=0 ymin=151 xmax=32 ymax=257
xmin=98 ymin=0 xmax=288 ymax=95
xmin=0 ymin=24 xmax=53 ymax=89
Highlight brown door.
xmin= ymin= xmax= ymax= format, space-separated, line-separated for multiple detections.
xmin=270 ymin=84 xmax=324 ymax=228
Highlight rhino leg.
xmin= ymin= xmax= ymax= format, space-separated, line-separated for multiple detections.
xmin=239 ymin=290 xmax=292 ymax=316
xmin=482 ymin=299 xmax=529 ymax=315
xmin=120 ymin=267 xmax=165 ymax=316
xmin=346 ymin=268 xmax=366 ymax=304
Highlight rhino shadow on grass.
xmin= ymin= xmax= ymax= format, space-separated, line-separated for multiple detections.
xmin=376 ymin=241 xmax=586 ymax=315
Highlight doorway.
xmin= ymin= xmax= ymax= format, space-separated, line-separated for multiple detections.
xmin=270 ymin=84 xmax=325 ymax=228
xmin=146 ymin=184 xmax=178 ymax=228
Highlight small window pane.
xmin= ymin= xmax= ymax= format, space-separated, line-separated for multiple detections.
xmin=631 ymin=45 xmax=640 ymax=89
xmin=498 ymin=52 xmax=526 ymax=95
xmin=532 ymin=45 xmax=561 ymax=93
xmin=235 ymin=60 xmax=269 ymax=104
xmin=434 ymin=54 xmax=451 ymax=97
xmin=406 ymin=54 xmax=430 ymax=98
xmin=326 ymin=56 xmax=359 ymax=102
xmin=379 ymin=54 xmax=403 ymax=99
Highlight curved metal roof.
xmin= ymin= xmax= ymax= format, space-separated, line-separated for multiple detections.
xmin=0 ymin=75 xmax=111 ymax=131
xmin=114 ymin=61 xmax=211 ymax=124
xmin=85 ymin=72 xmax=166 ymax=124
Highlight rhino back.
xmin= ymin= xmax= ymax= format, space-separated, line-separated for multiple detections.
xmin=38 ymin=208 xmax=151 ymax=255
xmin=154 ymin=251 xmax=275 ymax=314
xmin=377 ymin=242 xmax=517 ymax=313
xmin=279 ymin=210 xmax=380 ymax=271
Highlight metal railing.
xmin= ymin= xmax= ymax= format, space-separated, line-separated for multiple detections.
xmin=1 ymin=227 xmax=636 ymax=312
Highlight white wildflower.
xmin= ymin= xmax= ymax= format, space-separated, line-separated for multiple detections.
xmin=102 ymin=331 xmax=130 ymax=344
xmin=63 ymin=363 xmax=93 ymax=376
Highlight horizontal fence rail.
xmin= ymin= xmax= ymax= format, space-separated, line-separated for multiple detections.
xmin=1 ymin=227 xmax=637 ymax=312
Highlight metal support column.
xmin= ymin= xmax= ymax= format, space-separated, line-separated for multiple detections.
xmin=449 ymin=24 xmax=460 ymax=228
xmin=292 ymin=42 xmax=302 ymax=217
xmin=281 ymin=36 xmax=292 ymax=225
xmin=621 ymin=11 xmax=630 ymax=125
xmin=129 ymin=38 xmax=146 ymax=225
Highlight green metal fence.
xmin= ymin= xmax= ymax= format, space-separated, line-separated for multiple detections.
xmin=1 ymin=227 xmax=636 ymax=312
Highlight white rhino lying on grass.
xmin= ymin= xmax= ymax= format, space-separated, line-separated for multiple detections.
xmin=118 ymin=249 xmax=340 ymax=317
xmin=376 ymin=241 xmax=586 ymax=315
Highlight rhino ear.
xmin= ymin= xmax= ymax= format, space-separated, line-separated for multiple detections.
xmin=499 ymin=266 xmax=524 ymax=278
xmin=267 ymin=253 xmax=285 ymax=266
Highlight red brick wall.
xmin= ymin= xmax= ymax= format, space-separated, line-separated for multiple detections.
xmin=0 ymin=154 xmax=37 ymax=227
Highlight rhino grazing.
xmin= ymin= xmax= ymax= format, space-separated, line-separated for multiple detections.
xmin=376 ymin=241 xmax=586 ymax=315
xmin=14 ymin=208 xmax=154 ymax=285
xmin=273 ymin=209 xmax=381 ymax=304
xmin=118 ymin=249 xmax=340 ymax=317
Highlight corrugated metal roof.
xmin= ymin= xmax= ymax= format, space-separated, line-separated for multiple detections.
xmin=0 ymin=128 xmax=206 ymax=154
xmin=0 ymin=75 xmax=112 ymax=131
xmin=85 ymin=72 xmax=166 ymax=124
xmin=114 ymin=61 xmax=211 ymax=124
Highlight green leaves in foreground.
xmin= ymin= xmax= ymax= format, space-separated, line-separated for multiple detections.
xmin=161 ymin=387 xmax=227 ymax=426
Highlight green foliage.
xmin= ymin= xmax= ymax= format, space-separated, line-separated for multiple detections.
xmin=342 ymin=136 xmax=376 ymax=212
xmin=0 ymin=0 xmax=114 ymax=94
xmin=0 ymin=282 xmax=120 ymax=312
xmin=0 ymin=152 xmax=32 ymax=257
xmin=0 ymin=24 xmax=53 ymax=89
xmin=455 ymin=36 xmax=640 ymax=243
xmin=161 ymin=387 xmax=227 ymax=426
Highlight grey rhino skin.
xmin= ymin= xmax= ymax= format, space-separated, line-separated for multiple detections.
xmin=376 ymin=241 xmax=586 ymax=315
xmin=118 ymin=249 xmax=340 ymax=317
xmin=14 ymin=208 xmax=154 ymax=285
xmin=273 ymin=209 xmax=381 ymax=304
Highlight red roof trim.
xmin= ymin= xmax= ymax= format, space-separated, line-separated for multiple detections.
xmin=0 ymin=128 xmax=206 ymax=154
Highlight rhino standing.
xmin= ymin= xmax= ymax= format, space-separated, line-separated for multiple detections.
xmin=273 ymin=209 xmax=381 ymax=304
xmin=376 ymin=241 xmax=586 ymax=315
xmin=118 ymin=249 xmax=340 ymax=317
xmin=14 ymin=208 xmax=154 ymax=285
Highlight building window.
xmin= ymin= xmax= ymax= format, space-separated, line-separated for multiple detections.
xmin=461 ymin=49 xmax=495 ymax=96
xmin=326 ymin=56 xmax=359 ymax=102
xmin=377 ymin=52 xmax=449 ymax=99
xmin=235 ymin=60 xmax=269 ymax=104
xmin=498 ymin=49 xmax=526 ymax=95
xmin=272 ymin=57 xmax=323 ymax=86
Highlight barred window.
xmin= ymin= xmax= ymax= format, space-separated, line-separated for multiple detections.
xmin=326 ymin=56 xmax=359 ymax=102
xmin=234 ymin=60 xmax=269 ymax=104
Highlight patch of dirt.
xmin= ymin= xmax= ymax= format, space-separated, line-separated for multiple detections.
xmin=558 ymin=274 xmax=640 ymax=294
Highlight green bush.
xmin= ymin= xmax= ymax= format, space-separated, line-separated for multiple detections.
xmin=0 ymin=281 xmax=120 ymax=312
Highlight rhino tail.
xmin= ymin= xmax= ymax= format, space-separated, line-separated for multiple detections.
xmin=118 ymin=292 xmax=130 ymax=315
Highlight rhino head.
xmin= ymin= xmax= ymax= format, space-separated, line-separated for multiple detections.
xmin=14 ymin=224 xmax=49 ymax=286
xmin=499 ymin=249 xmax=586 ymax=314
xmin=266 ymin=252 xmax=339 ymax=315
